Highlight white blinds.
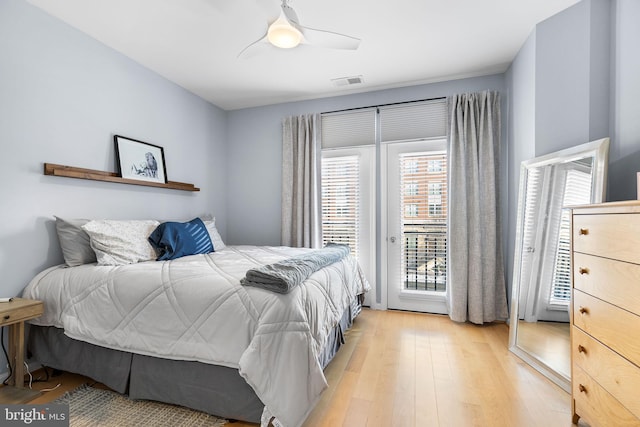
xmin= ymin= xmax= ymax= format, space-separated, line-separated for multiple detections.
xmin=380 ymin=99 xmax=447 ymax=142
xmin=321 ymin=98 xmax=447 ymax=149
xmin=518 ymin=166 xmax=543 ymax=310
xmin=549 ymin=169 xmax=592 ymax=305
xmin=321 ymin=108 xmax=376 ymax=149
xmin=521 ymin=168 xmax=542 ymax=256
xmin=321 ymin=156 xmax=359 ymax=257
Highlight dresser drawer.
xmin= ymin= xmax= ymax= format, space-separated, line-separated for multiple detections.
xmin=574 ymin=252 xmax=640 ymax=315
xmin=573 ymin=213 xmax=640 ymax=264
xmin=572 ymin=327 xmax=640 ymax=419
xmin=573 ymin=289 xmax=640 ymax=367
xmin=573 ymin=365 xmax=640 ymax=427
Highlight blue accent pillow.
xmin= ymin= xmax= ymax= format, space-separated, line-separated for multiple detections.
xmin=149 ymin=218 xmax=214 ymax=261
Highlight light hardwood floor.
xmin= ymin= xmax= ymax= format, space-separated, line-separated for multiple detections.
xmin=22 ymin=309 xmax=572 ymax=426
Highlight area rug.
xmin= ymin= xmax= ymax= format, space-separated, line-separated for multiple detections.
xmin=54 ymin=384 xmax=227 ymax=427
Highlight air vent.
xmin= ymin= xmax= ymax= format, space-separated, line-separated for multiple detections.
xmin=331 ymin=75 xmax=364 ymax=87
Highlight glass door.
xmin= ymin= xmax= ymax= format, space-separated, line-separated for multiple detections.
xmin=385 ymin=139 xmax=447 ymax=313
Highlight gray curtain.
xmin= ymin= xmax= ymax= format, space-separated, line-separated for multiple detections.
xmin=447 ymin=90 xmax=508 ymax=324
xmin=281 ymin=114 xmax=322 ymax=248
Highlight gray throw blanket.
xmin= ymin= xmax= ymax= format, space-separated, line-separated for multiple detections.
xmin=241 ymin=243 xmax=351 ymax=293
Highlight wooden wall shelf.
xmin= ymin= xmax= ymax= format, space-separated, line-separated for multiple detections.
xmin=44 ymin=163 xmax=200 ymax=192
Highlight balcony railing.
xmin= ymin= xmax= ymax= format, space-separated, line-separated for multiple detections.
xmin=403 ymin=224 xmax=446 ymax=292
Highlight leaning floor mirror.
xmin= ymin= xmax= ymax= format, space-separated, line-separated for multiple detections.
xmin=509 ymin=138 xmax=610 ymax=392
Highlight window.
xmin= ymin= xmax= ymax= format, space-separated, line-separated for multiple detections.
xmin=400 ymin=150 xmax=448 ymax=292
xmin=322 ymin=99 xmax=447 ymax=312
xmin=405 ymin=159 xmax=419 ymax=174
xmin=428 ymin=182 xmax=442 ymax=195
xmin=428 ymin=202 xmax=442 ymax=216
xmin=321 ymin=156 xmax=359 ymax=257
xmin=405 ymin=182 xmax=418 ymax=196
xmin=405 ymin=204 xmax=419 ymax=217
xmin=428 ymin=159 xmax=442 ymax=172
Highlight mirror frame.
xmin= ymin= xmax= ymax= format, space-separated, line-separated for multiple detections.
xmin=508 ymin=138 xmax=610 ymax=392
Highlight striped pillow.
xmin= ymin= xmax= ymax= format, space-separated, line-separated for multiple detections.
xmin=148 ymin=218 xmax=213 ymax=261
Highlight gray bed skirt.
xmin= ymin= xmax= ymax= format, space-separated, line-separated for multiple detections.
xmin=28 ymin=296 xmax=362 ymax=423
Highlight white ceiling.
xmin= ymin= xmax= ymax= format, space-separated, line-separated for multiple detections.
xmin=26 ymin=0 xmax=580 ymax=110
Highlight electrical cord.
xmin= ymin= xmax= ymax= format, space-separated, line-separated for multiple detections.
xmin=40 ymin=383 xmax=61 ymax=392
xmin=2 ymin=328 xmax=59 ymax=391
xmin=24 ymin=361 xmax=33 ymax=388
xmin=2 ymin=327 xmax=52 ymax=387
xmin=1 ymin=327 xmax=12 ymax=385
xmin=23 ymin=362 xmax=60 ymax=392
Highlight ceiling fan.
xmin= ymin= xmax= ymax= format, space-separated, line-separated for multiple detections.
xmin=238 ymin=0 xmax=361 ymax=57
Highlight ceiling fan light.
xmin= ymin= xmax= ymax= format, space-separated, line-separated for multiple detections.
xmin=268 ymin=21 xmax=302 ymax=49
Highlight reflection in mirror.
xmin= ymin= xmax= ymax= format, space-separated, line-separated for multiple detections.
xmin=509 ymin=138 xmax=610 ymax=392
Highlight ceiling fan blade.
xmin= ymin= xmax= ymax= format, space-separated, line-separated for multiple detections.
xmin=237 ymin=31 xmax=269 ymax=58
xmin=298 ymin=25 xmax=361 ymax=50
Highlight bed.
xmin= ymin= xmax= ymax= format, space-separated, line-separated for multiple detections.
xmin=22 ymin=218 xmax=369 ymax=427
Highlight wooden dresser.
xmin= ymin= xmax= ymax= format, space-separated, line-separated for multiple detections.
xmin=571 ymin=201 xmax=640 ymax=426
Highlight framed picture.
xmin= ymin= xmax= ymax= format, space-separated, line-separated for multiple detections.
xmin=114 ymin=135 xmax=167 ymax=184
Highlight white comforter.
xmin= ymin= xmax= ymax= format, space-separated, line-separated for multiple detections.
xmin=23 ymin=245 xmax=370 ymax=427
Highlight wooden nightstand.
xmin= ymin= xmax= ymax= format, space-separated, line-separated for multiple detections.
xmin=0 ymin=298 xmax=44 ymax=403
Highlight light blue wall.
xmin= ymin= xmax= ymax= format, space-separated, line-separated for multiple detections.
xmin=0 ymin=0 xmax=228 ymax=303
xmin=505 ymin=30 xmax=536 ymax=303
xmin=506 ymin=0 xmax=640 ymax=303
xmin=226 ymin=75 xmax=507 ymax=246
xmin=588 ymin=0 xmax=612 ymax=141
xmin=534 ymin=0 xmax=610 ymax=157
xmin=608 ymin=0 xmax=640 ymax=201
xmin=534 ymin=1 xmax=591 ymax=156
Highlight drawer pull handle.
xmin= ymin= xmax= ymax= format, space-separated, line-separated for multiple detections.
xmin=578 ymin=345 xmax=587 ymax=354
xmin=579 ymin=228 xmax=589 ymax=235
xmin=579 ymin=307 xmax=589 ymax=315
xmin=2 ymin=315 xmax=9 ymax=320
xmin=578 ymin=267 xmax=589 ymax=275
xmin=579 ymin=384 xmax=587 ymax=393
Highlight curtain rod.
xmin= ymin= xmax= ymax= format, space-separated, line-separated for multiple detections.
xmin=321 ymin=96 xmax=447 ymax=115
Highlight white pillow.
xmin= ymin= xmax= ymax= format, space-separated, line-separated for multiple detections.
xmin=82 ymin=220 xmax=159 ymax=265
xmin=203 ymin=218 xmax=226 ymax=250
